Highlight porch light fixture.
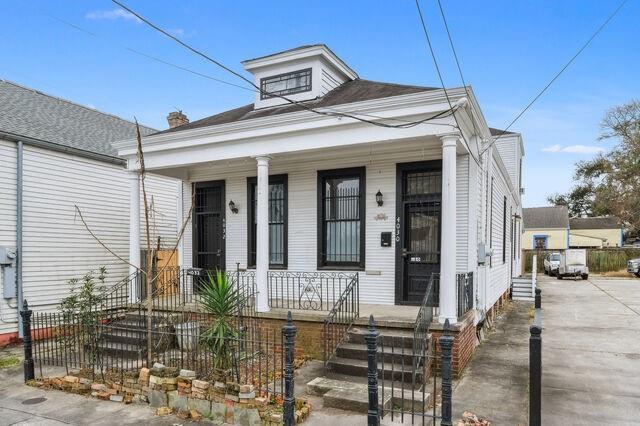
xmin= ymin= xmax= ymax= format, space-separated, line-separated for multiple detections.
xmin=376 ymin=190 xmax=384 ymax=207
xmin=228 ymin=200 xmax=239 ymax=214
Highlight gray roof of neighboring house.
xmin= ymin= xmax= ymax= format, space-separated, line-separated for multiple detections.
xmin=570 ymin=216 xmax=622 ymax=230
xmin=523 ymin=206 xmax=569 ymax=229
xmin=0 ymin=79 xmax=156 ymax=158
xmin=489 ymin=127 xmax=517 ymax=136
xmin=155 ymin=79 xmax=439 ymax=135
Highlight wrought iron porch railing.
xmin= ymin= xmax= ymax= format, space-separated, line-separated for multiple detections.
xmin=413 ymin=273 xmax=438 ymax=369
xmin=456 ymin=272 xmax=474 ymax=318
xmin=267 ymin=271 xmax=356 ymax=311
xmin=322 ymin=273 xmax=359 ymax=371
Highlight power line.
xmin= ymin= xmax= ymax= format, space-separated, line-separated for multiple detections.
xmin=435 ymin=0 xmax=481 ymax=153
xmin=414 ymin=0 xmax=483 ymax=169
xmin=112 ymin=0 xmax=457 ymax=130
xmin=481 ymin=0 xmax=629 ymax=155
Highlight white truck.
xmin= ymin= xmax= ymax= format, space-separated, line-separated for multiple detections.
xmin=557 ymin=249 xmax=589 ymax=280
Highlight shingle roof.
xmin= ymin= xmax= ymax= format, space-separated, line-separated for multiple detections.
xmin=570 ymin=216 xmax=621 ymax=230
xmin=489 ymin=127 xmax=516 ymax=136
xmin=0 ymin=80 xmax=156 ymax=158
xmin=155 ymin=79 xmax=439 ymax=135
xmin=523 ymin=206 xmax=569 ymax=229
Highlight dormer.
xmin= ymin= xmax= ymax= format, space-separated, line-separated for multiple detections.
xmin=242 ymin=44 xmax=359 ymax=109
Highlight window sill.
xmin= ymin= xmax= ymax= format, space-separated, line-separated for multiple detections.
xmin=317 ymin=265 xmax=365 ymax=272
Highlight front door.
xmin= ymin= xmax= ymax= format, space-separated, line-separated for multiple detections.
xmin=396 ymin=162 xmax=442 ymax=304
xmin=192 ymin=181 xmax=226 ymax=284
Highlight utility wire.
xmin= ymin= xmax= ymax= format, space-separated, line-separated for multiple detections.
xmin=435 ymin=0 xmax=481 ymax=153
xmin=112 ymin=0 xmax=457 ymax=130
xmin=414 ymin=0 xmax=483 ymax=169
xmin=481 ymin=0 xmax=629 ymax=154
xmin=44 ymin=10 xmax=458 ymax=129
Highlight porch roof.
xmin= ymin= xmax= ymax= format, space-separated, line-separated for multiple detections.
xmin=153 ymin=79 xmax=439 ymax=135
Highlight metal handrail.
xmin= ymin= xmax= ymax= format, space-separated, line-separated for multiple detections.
xmin=413 ymin=273 xmax=438 ymax=374
xmin=322 ymin=273 xmax=359 ymax=370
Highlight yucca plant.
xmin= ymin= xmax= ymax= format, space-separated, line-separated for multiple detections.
xmin=199 ymin=271 xmax=242 ymax=370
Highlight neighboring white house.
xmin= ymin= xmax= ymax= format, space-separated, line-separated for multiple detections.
xmin=114 ymin=45 xmax=524 ymax=325
xmin=0 ymin=80 xmax=180 ymax=343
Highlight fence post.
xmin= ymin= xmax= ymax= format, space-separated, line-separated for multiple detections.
xmin=439 ymin=319 xmax=454 ymax=426
xmin=530 ymin=288 xmax=542 ymax=426
xmin=365 ymin=315 xmax=379 ymax=426
xmin=19 ymin=299 xmax=34 ymax=382
xmin=535 ymin=287 xmax=541 ymax=309
xmin=282 ymin=311 xmax=297 ymax=426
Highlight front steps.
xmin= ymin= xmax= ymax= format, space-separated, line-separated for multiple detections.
xmin=94 ymin=313 xmax=174 ymax=359
xmin=512 ymin=276 xmax=535 ymax=302
xmin=315 ymin=324 xmax=432 ymax=413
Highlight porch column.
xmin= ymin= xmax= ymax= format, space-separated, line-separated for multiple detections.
xmin=439 ymin=133 xmax=458 ymax=323
xmin=128 ymin=170 xmax=141 ymax=302
xmin=255 ymin=155 xmax=271 ymax=312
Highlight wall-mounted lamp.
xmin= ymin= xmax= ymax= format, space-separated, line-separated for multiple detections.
xmin=228 ymin=200 xmax=239 ymax=214
xmin=376 ymin=190 xmax=384 ymax=207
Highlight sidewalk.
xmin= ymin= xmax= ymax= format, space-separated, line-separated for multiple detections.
xmin=452 ymin=301 xmax=530 ymax=425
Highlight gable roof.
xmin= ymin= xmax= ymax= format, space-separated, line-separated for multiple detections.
xmin=154 ymin=79 xmax=439 ymax=135
xmin=489 ymin=127 xmax=516 ymax=136
xmin=0 ymin=79 xmax=156 ymax=159
xmin=570 ymin=216 xmax=621 ymax=230
xmin=523 ymin=206 xmax=569 ymax=229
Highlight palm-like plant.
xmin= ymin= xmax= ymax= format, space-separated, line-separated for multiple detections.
xmin=199 ymin=271 xmax=243 ymax=370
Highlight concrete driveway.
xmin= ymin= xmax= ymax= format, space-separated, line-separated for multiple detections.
xmin=539 ymin=275 xmax=640 ymax=425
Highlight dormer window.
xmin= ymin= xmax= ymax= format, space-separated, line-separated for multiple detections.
xmin=260 ymin=68 xmax=312 ymax=100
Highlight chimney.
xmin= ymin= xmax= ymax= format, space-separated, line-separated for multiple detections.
xmin=167 ymin=111 xmax=189 ymax=128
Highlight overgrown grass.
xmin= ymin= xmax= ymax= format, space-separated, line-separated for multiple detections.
xmin=524 ymin=249 xmax=640 ymax=273
xmin=0 ymin=355 xmax=20 ymax=369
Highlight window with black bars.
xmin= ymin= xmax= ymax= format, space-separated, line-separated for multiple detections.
xmin=247 ymin=175 xmax=287 ymax=269
xmin=318 ymin=167 xmax=365 ymax=269
xmin=260 ymin=68 xmax=312 ymax=100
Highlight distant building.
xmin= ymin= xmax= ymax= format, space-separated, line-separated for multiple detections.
xmin=569 ymin=217 xmax=623 ymax=248
xmin=522 ymin=206 xmax=569 ymax=250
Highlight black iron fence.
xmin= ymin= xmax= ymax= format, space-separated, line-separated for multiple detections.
xmin=268 ymin=271 xmax=356 ymax=311
xmin=413 ymin=273 xmax=437 ymax=370
xmin=366 ymin=316 xmax=454 ymax=426
xmin=322 ymin=273 xmax=359 ymax=370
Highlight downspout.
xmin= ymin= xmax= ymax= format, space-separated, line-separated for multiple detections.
xmin=17 ymin=140 xmax=24 ymax=337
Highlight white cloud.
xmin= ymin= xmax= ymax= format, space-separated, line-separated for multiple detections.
xmin=541 ymin=144 xmax=604 ymax=154
xmin=85 ymin=8 xmax=141 ymax=23
xmin=168 ymin=28 xmax=184 ymax=36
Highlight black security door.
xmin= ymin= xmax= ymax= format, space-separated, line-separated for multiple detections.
xmin=193 ymin=181 xmax=225 ymax=285
xmin=396 ymin=162 xmax=442 ymax=304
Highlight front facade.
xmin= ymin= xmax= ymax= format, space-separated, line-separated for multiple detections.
xmin=0 ymin=80 xmax=180 ymax=343
xmin=569 ymin=217 xmax=623 ymax=248
xmin=115 ymin=45 xmax=524 ymax=326
xmin=523 ymin=206 xmax=570 ymax=250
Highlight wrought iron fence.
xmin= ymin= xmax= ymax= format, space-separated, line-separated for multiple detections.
xmin=456 ymin=272 xmax=474 ymax=318
xmin=268 ymin=271 xmax=357 ymax=311
xmin=322 ymin=273 xmax=359 ymax=370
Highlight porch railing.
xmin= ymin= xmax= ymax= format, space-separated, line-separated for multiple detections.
xmin=456 ymin=272 xmax=474 ymax=318
xmin=267 ymin=271 xmax=356 ymax=311
xmin=322 ymin=273 xmax=359 ymax=370
xmin=413 ymin=273 xmax=438 ymax=371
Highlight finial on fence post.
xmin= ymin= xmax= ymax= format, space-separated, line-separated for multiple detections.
xmin=282 ymin=311 xmax=297 ymax=426
xmin=20 ymin=299 xmax=34 ymax=382
xmin=439 ymin=318 xmax=455 ymax=426
xmin=365 ymin=315 xmax=379 ymax=425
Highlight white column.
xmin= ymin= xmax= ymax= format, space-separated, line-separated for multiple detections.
xmin=255 ymin=155 xmax=271 ymax=312
xmin=440 ymin=134 xmax=458 ymax=323
xmin=128 ymin=170 xmax=141 ymax=302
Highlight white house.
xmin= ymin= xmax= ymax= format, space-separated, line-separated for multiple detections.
xmin=114 ymin=45 xmax=524 ymax=328
xmin=0 ymin=80 xmax=180 ymax=343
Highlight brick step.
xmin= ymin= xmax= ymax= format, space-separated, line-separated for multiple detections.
xmin=336 ymin=343 xmax=415 ymax=364
xmin=326 ymin=357 xmax=423 ymax=384
xmin=347 ymin=327 xmax=419 ymax=349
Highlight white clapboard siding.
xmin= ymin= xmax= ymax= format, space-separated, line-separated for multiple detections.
xmin=0 ymin=143 xmax=179 ymax=336
xmin=181 ymin=143 xmax=470 ymax=305
xmin=494 ymin=135 xmax=519 ymax=191
xmin=0 ymin=139 xmax=19 ymax=333
xmin=456 ymin=154 xmax=469 ymax=273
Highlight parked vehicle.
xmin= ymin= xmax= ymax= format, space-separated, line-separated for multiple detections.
xmin=558 ymin=249 xmax=589 ymax=280
xmin=543 ymin=252 xmax=561 ymax=276
xmin=628 ymin=258 xmax=640 ymax=277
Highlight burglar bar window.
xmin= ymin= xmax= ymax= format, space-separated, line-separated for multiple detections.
xmin=318 ymin=167 xmax=365 ymax=269
xmin=247 ymin=175 xmax=288 ymax=269
xmin=260 ymin=68 xmax=312 ymax=99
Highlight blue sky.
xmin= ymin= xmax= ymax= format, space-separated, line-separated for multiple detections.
xmin=1 ymin=1 xmax=638 ymax=207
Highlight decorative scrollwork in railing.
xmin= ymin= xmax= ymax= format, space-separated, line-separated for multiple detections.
xmin=267 ymin=271 xmax=354 ymax=312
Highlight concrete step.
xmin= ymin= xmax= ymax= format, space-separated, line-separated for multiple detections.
xmin=94 ymin=341 xmax=147 ymax=359
xmin=347 ymin=327 xmax=419 ymax=349
xmin=336 ymin=343 xmax=415 ymax=364
xmin=326 ymin=357 xmax=423 ymax=383
xmin=513 ymin=296 xmax=535 ymax=302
